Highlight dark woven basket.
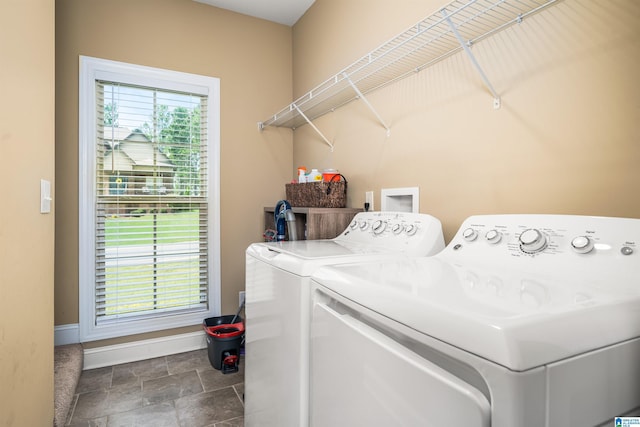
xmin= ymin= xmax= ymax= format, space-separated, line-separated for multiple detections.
xmin=285 ymin=174 xmax=347 ymax=208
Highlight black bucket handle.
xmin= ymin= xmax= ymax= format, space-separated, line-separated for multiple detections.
xmin=326 ymin=173 xmax=347 ymax=195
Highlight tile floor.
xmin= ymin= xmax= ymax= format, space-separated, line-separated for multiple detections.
xmin=66 ymin=349 xmax=244 ymax=426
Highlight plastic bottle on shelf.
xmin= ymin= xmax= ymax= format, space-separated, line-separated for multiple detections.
xmin=298 ymin=167 xmax=307 ymax=183
xmin=309 ymin=169 xmax=322 ymax=182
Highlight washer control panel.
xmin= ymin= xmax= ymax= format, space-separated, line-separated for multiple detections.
xmin=451 ymin=215 xmax=639 ymax=256
xmin=445 ymin=214 xmax=640 ymax=282
xmin=336 ymin=212 xmax=445 ymax=256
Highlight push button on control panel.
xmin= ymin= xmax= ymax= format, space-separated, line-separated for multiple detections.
xmin=621 ymin=246 xmax=634 ymax=256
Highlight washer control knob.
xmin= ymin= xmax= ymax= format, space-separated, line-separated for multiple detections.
xmin=621 ymin=246 xmax=634 ymax=256
xmin=391 ymin=223 xmax=403 ymax=235
xmin=462 ymin=228 xmax=478 ymax=242
xmin=485 ymin=229 xmax=501 ymax=244
xmin=359 ymin=221 xmax=369 ymax=231
xmin=571 ymin=236 xmax=594 ymax=254
xmin=349 ymin=220 xmax=358 ymax=229
xmin=519 ymin=229 xmax=547 ymax=253
xmin=372 ymin=220 xmax=386 ymax=234
xmin=405 ymin=224 xmax=418 ymax=236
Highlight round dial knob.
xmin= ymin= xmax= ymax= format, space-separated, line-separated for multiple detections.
xmin=372 ymin=220 xmax=386 ymax=235
xmin=349 ymin=220 xmax=358 ymax=229
xmin=485 ymin=229 xmax=501 ymax=244
xmin=391 ymin=223 xmax=403 ymax=235
xmin=405 ymin=224 xmax=418 ymax=236
xmin=359 ymin=221 xmax=369 ymax=231
xmin=571 ymin=236 xmax=594 ymax=254
xmin=462 ymin=228 xmax=478 ymax=242
xmin=519 ymin=229 xmax=547 ymax=253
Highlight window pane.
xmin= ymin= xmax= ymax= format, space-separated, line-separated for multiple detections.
xmin=95 ymin=81 xmax=209 ymax=323
xmin=96 ymin=207 xmax=207 ymax=320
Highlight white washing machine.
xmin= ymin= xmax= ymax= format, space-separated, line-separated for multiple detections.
xmin=310 ymin=214 xmax=640 ymax=427
xmin=244 ymin=211 xmax=445 ymax=427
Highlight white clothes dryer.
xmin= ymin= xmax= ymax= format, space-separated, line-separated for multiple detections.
xmin=310 ymin=214 xmax=640 ymax=427
xmin=244 ymin=212 xmax=445 ymax=427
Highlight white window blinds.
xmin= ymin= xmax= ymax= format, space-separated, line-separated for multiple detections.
xmin=96 ymin=82 xmax=209 ymax=322
xmin=79 ymin=57 xmax=220 ymax=341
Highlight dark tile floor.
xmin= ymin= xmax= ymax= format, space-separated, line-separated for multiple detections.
xmin=66 ymin=349 xmax=244 ymax=426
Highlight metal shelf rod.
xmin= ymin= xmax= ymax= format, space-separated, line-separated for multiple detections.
xmin=293 ymin=103 xmax=334 ymax=150
xmin=342 ymin=73 xmax=391 ymax=136
xmin=441 ymin=7 xmax=501 ymax=109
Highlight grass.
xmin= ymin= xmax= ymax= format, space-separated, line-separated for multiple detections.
xmin=104 ymin=260 xmax=203 ymax=316
xmin=105 ymin=210 xmax=200 ymax=246
xmin=103 ymin=210 xmax=205 ymax=316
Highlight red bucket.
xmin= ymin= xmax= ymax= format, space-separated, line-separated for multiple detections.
xmin=203 ymin=315 xmax=245 ymax=372
xmin=204 ymin=321 xmax=244 ymax=338
xmin=322 ymin=169 xmax=339 ymax=182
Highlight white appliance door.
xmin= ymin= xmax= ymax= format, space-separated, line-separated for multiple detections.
xmin=245 ymin=250 xmax=310 ymax=427
xmin=310 ymin=300 xmax=491 ymax=427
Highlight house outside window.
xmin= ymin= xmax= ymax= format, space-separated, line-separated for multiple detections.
xmin=79 ymin=56 xmax=221 ymax=341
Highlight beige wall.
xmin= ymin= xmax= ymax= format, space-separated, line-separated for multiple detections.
xmin=0 ymin=0 xmax=55 ymax=425
xmin=292 ymin=0 xmax=640 ymax=241
xmin=55 ymin=0 xmax=293 ymax=345
xmin=54 ymin=0 xmax=640 ymax=346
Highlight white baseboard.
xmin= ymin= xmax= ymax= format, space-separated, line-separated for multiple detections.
xmin=55 ymin=324 xmax=80 ymax=346
xmin=55 ymin=324 xmax=208 ymax=370
xmin=83 ymin=331 xmax=208 ymax=370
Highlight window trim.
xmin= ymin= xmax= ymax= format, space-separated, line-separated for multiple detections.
xmin=79 ymin=56 xmax=221 ymax=342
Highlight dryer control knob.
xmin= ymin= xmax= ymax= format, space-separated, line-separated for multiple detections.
xmin=571 ymin=236 xmax=594 ymax=254
xmin=372 ymin=220 xmax=386 ymax=234
xmin=391 ymin=223 xmax=403 ymax=235
xmin=462 ymin=228 xmax=478 ymax=242
xmin=519 ymin=229 xmax=547 ymax=253
xmin=485 ymin=229 xmax=501 ymax=244
xmin=405 ymin=224 xmax=418 ymax=236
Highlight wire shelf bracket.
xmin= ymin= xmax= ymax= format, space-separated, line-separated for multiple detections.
xmin=293 ymin=103 xmax=334 ymax=150
xmin=258 ymin=103 xmax=335 ymax=151
xmin=441 ymin=7 xmax=501 ymax=109
xmin=343 ymin=73 xmax=391 ymax=137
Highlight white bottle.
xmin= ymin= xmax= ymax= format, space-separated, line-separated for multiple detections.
xmin=309 ymin=169 xmax=322 ymax=182
xmin=298 ymin=169 xmax=307 ymax=183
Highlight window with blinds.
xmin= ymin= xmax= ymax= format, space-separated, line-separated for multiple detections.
xmin=79 ymin=57 xmax=220 ymax=341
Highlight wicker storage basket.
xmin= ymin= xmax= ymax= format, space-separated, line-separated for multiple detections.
xmin=285 ymin=175 xmax=347 ymax=208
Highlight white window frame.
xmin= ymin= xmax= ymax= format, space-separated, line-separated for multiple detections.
xmin=78 ymin=56 xmax=221 ymax=341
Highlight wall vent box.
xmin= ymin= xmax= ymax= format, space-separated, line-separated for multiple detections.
xmin=381 ymin=187 xmax=419 ymax=213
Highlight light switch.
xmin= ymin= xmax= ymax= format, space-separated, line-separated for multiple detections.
xmin=41 ymin=179 xmax=52 ymax=214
